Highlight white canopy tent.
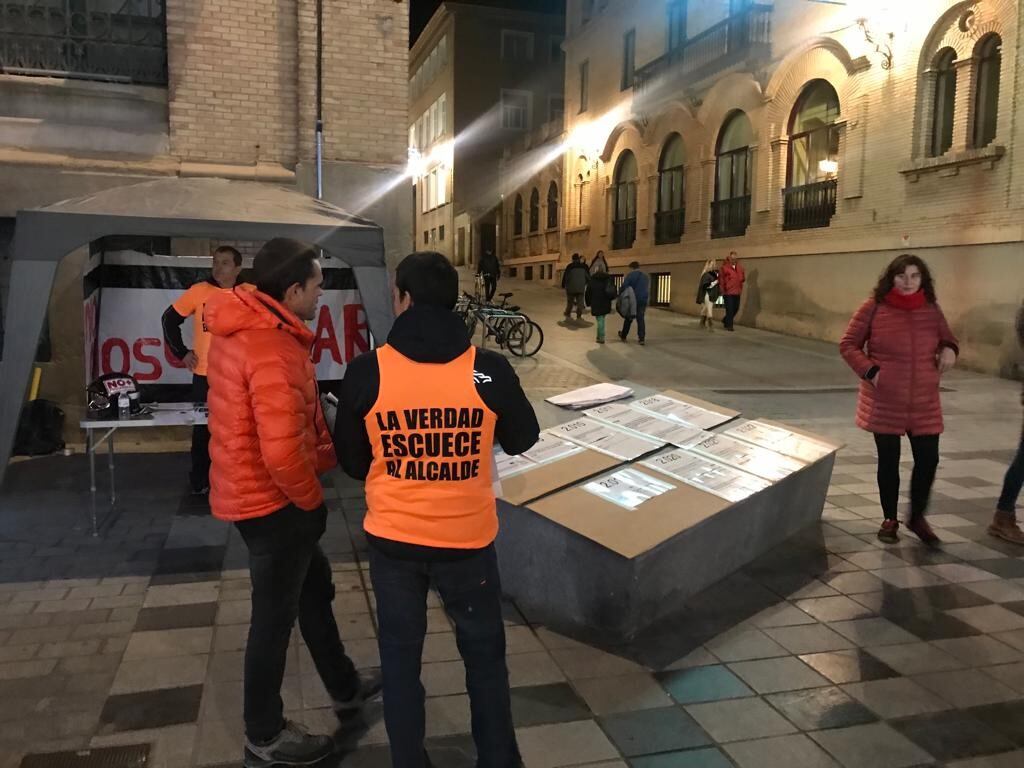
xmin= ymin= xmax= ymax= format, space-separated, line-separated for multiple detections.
xmin=0 ymin=177 xmax=395 ymax=483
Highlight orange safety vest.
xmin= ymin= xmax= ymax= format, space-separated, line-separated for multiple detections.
xmin=364 ymin=344 xmax=499 ymax=549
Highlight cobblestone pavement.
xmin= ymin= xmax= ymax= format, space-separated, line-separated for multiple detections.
xmin=0 ymin=278 xmax=1021 ymax=767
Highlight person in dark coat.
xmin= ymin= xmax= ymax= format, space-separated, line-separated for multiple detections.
xmin=561 ymin=253 xmax=590 ymax=321
xmin=991 ymin=302 xmax=1024 ymax=544
xmin=585 ymin=269 xmax=615 ymax=343
xmin=477 ymin=250 xmax=500 ymax=302
xmin=840 ymin=254 xmax=959 ymax=546
xmin=696 ymin=258 xmax=719 ymax=330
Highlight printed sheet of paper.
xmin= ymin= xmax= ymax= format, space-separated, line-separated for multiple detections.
xmin=725 ymin=420 xmax=835 ymax=463
xmin=688 ymin=433 xmax=806 ymax=481
xmin=493 ymin=448 xmax=537 ymax=479
xmin=549 ymin=418 xmax=662 ymax=460
xmin=582 ymin=468 xmax=676 ymax=510
xmin=631 ymin=394 xmax=735 ymax=430
xmin=585 ymin=402 xmax=707 ymax=448
xmin=642 ymin=449 xmax=771 ymax=502
xmin=522 ymin=432 xmax=584 ymax=465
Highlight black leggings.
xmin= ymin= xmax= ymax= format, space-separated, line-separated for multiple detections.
xmin=873 ymin=433 xmax=940 ymax=522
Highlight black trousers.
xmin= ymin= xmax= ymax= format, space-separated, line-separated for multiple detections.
xmin=722 ymin=295 xmax=741 ymax=330
xmin=190 ymin=374 xmax=211 ymax=492
xmin=873 ymin=433 xmax=940 ymax=522
xmin=482 ymin=274 xmax=498 ymax=302
xmin=235 ymin=504 xmax=359 ymax=742
xmin=369 ymin=544 xmax=519 ymax=768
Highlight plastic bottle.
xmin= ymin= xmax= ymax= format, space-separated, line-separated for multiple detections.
xmin=118 ymin=394 xmax=130 ymax=420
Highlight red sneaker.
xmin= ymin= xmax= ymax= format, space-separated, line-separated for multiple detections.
xmin=906 ymin=516 xmax=941 ymax=546
xmin=877 ymin=519 xmax=899 ymax=543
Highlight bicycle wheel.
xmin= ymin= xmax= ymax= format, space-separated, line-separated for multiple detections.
xmin=465 ymin=311 xmax=479 ymax=338
xmin=508 ymin=319 xmax=543 ymax=357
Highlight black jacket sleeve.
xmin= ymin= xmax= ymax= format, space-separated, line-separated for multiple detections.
xmin=334 ymin=351 xmax=380 ymax=480
xmin=474 ymin=349 xmax=540 ymax=455
xmin=161 ymin=306 xmax=190 ymax=360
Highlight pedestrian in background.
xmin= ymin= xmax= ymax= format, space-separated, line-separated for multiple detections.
xmin=477 ymin=249 xmax=500 ymax=303
xmin=719 ymin=251 xmax=745 ymax=332
xmin=618 ymin=261 xmax=650 ymax=346
xmin=696 ymin=258 xmax=719 ymax=330
xmin=586 ymin=264 xmax=616 ymax=344
xmin=562 ymin=253 xmax=590 ymax=322
xmin=590 ymin=249 xmax=609 ymax=276
xmin=990 ymin=301 xmax=1024 ymax=545
xmin=840 ymin=254 xmax=958 ymax=545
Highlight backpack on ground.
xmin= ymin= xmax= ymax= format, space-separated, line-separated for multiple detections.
xmin=14 ymin=399 xmax=65 ymax=456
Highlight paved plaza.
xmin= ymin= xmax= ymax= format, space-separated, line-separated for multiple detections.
xmin=0 ymin=279 xmax=1022 ymax=767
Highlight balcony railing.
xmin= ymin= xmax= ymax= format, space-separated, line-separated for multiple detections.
xmin=711 ymin=196 xmax=751 ymax=239
xmin=782 ymin=179 xmax=837 ymax=231
xmin=0 ymin=1 xmax=167 ymax=85
xmin=612 ymin=218 xmax=636 ymax=250
xmin=634 ymin=5 xmax=771 ymax=116
xmin=654 ymin=208 xmax=685 ymax=245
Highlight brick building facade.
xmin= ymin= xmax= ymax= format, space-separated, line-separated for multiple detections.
xmin=0 ymin=0 xmax=410 ymax=424
xmin=500 ymin=0 xmax=1023 ymax=377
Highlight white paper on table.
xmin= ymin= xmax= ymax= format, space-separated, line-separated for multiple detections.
xmin=582 ymin=468 xmax=676 ymax=510
xmin=545 ymin=383 xmax=634 ymax=409
xmin=688 ymin=433 xmax=806 ymax=481
xmin=585 ymin=402 xmax=707 ymax=448
xmin=631 ymin=394 xmax=735 ymax=430
xmin=522 ymin=432 xmax=584 ymax=465
xmin=493 ymin=447 xmax=538 ymax=479
xmin=642 ymin=448 xmax=771 ymax=502
xmin=725 ymin=420 xmax=834 ymax=463
xmin=549 ymin=417 xmax=662 ymax=460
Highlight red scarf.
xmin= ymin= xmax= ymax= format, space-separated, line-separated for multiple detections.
xmin=884 ymin=288 xmax=927 ymax=311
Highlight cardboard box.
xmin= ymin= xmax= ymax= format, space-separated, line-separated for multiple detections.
xmin=499 ymin=446 xmax=619 ymax=506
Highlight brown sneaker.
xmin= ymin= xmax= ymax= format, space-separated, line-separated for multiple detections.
xmin=989 ymin=511 xmax=1024 ymax=545
xmin=877 ymin=519 xmax=899 ymax=543
xmin=906 ymin=516 xmax=941 ymax=546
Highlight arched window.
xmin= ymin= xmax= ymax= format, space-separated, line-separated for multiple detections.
xmin=931 ymin=48 xmax=957 ymax=157
xmin=973 ymin=34 xmax=1001 ymax=148
xmin=576 ymin=173 xmax=585 ymax=225
xmin=547 ymin=181 xmax=559 ymax=229
xmin=513 ymin=194 xmax=523 ymax=236
xmin=785 ymin=80 xmax=840 ymax=230
xmin=713 ymin=110 xmax=753 ymax=238
xmin=529 ymin=188 xmax=540 ymax=232
xmin=612 ymin=150 xmax=637 ymax=250
xmin=655 ymin=133 xmax=685 ymax=244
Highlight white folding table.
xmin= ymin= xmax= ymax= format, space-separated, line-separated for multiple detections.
xmin=79 ymin=403 xmax=207 ymax=535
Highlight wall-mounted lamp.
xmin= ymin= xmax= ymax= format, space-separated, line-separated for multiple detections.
xmin=818 ymin=159 xmax=839 ymax=178
xmin=856 ymin=18 xmax=894 ymax=70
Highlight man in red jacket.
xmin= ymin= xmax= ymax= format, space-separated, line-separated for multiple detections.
xmin=719 ymin=250 xmax=745 ymax=332
xmin=205 ymin=239 xmax=377 ymax=768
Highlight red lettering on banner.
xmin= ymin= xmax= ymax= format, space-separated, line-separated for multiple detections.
xmin=101 ymin=338 xmax=131 ymax=375
xmin=344 ymin=304 xmax=369 ymax=361
xmin=312 ymin=304 xmax=342 ymax=365
xmin=133 ymin=338 xmax=163 ymax=381
xmin=163 ymin=343 xmax=186 ymax=369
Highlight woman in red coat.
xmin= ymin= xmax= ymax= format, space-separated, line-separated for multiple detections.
xmin=840 ymin=255 xmax=959 ymax=544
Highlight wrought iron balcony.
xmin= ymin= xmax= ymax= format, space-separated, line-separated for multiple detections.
xmin=782 ymin=179 xmax=837 ymax=231
xmin=634 ymin=4 xmax=772 ymax=119
xmin=654 ymin=208 xmax=685 ymax=245
xmin=612 ymin=218 xmax=636 ymax=250
xmin=711 ymin=196 xmax=751 ymax=239
xmin=0 ymin=1 xmax=167 ymax=85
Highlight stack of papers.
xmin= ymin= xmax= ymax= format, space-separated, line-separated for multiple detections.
xmin=493 ymin=433 xmax=584 ymax=480
xmin=642 ymin=449 xmax=770 ymax=502
xmin=549 ymin=418 xmax=662 ymax=461
xmin=632 ymin=394 xmax=735 ymax=430
xmin=582 ymin=468 xmax=676 ymax=510
xmin=724 ymin=420 xmax=835 ymax=463
xmin=546 ymin=383 xmax=634 ymax=410
xmin=584 ymin=402 xmax=707 ymax=448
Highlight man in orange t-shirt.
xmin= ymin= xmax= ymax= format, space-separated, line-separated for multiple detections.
xmin=161 ymin=246 xmax=242 ymax=493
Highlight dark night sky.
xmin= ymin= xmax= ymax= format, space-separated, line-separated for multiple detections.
xmin=410 ymin=0 xmax=564 ymax=45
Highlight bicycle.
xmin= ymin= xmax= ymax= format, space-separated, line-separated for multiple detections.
xmin=456 ymin=292 xmax=543 ymax=357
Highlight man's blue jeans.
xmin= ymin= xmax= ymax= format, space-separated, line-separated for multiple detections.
xmin=369 ymin=544 xmax=520 ymax=768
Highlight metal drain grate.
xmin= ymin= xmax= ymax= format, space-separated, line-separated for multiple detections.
xmin=21 ymin=745 xmax=149 ymax=768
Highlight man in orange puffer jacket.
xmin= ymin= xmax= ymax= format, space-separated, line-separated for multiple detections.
xmin=205 ymin=239 xmax=378 ymax=768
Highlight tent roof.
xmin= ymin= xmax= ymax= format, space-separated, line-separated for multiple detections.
xmin=13 ymin=177 xmax=385 ymax=267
